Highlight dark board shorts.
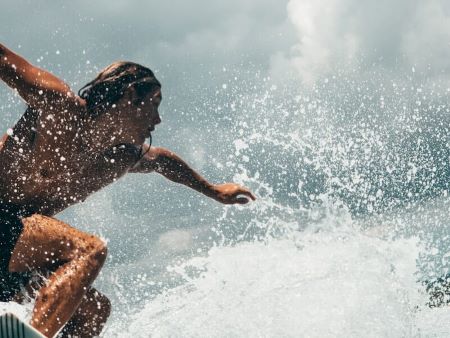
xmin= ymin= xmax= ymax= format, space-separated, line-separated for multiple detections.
xmin=0 ymin=205 xmax=31 ymax=302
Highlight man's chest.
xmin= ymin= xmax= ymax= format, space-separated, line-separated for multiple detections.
xmin=0 ymin=143 xmax=142 ymax=211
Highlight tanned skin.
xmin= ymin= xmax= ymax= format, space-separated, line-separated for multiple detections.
xmin=0 ymin=43 xmax=256 ymax=337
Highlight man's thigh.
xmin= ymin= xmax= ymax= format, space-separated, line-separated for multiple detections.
xmin=9 ymin=214 xmax=97 ymax=273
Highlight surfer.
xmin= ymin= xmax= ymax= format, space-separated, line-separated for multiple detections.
xmin=0 ymin=42 xmax=256 ymax=337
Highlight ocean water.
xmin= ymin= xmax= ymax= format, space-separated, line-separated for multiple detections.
xmin=2 ymin=68 xmax=450 ymax=337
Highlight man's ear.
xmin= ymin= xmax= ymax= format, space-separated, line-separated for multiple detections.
xmin=123 ymin=86 xmax=140 ymax=106
xmin=151 ymin=88 xmax=162 ymax=104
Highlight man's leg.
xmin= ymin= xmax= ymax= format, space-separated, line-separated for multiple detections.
xmin=8 ymin=214 xmax=108 ymax=337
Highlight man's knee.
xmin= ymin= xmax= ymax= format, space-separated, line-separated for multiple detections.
xmin=85 ymin=237 xmax=108 ymax=267
xmin=11 ymin=214 xmax=108 ymax=272
xmin=70 ymin=235 xmax=108 ymax=274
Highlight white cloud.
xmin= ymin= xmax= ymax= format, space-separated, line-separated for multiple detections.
xmin=277 ymin=0 xmax=450 ymax=84
xmin=402 ymin=1 xmax=450 ymax=75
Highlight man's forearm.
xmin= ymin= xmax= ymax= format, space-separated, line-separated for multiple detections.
xmin=154 ymin=149 xmax=216 ymax=197
xmin=132 ymin=146 xmax=256 ymax=205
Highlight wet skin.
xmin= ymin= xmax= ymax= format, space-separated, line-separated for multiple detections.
xmin=0 ymin=43 xmax=255 ymax=337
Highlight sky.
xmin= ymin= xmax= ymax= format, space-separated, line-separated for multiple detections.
xmin=2 ymin=0 xmax=450 ymax=108
xmin=278 ymin=0 xmax=450 ymax=84
xmin=0 ymin=0 xmax=294 ymax=90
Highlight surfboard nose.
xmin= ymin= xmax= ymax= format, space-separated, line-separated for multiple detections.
xmin=0 ymin=313 xmax=46 ymax=338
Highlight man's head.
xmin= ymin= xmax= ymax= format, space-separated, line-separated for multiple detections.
xmin=79 ymin=61 xmax=162 ymax=144
xmin=79 ymin=61 xmax=161 ymax=116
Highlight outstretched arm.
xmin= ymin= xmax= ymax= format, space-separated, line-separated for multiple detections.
xmin=130 ymin=145 xmax=256 ymax=204
xmin=0 ymin=43 xmax=77 ymax=109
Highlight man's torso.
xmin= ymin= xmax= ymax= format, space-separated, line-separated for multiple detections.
xmin=0 ymin=104 xmax=141 ymax=216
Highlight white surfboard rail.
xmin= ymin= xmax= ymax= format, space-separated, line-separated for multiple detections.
xmin=0 ymin=313 xmax=46 ymax=338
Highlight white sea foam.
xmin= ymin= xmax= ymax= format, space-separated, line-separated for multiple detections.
xmin=0 ymin=300 xmax=32 ymax=321
xmin=101 ymin=209 xmax=446 ymax=338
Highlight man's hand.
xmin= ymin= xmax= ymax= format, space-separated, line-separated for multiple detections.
xmin=212 ymin=183 xmax=256 ymax=205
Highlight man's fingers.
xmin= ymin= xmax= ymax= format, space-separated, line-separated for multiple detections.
xmin=237 ymin=190 xmax=256 ymax=201
xmin=221 ymin=185 xmax=256 ymax=204
xmin=246 ymin=191 xmax=256 ymax=200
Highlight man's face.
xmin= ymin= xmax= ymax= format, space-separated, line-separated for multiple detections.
xmin=115 ymin=88 xmax=162 ymax=144
xmin=136 ymin=89 xmax=162 ymax=138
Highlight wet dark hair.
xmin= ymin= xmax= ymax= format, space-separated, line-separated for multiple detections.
xmin=78 ymin=61 xmax=161 ymax=117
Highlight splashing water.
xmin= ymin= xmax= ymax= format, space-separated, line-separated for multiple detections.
xmin=109 ymin=210 xmax=426 ymax=337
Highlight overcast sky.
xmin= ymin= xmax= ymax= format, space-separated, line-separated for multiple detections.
xmin=0 ymin=0 xmax=294 ymax=89
xmin=275 ymin=0 xmax=450 ymax=85
xmin=2 ymin=1 xmax=450 ymax=100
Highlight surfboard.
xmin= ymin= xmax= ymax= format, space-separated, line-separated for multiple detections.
xmin=0 ymin=313 xmax=46 ymax=338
